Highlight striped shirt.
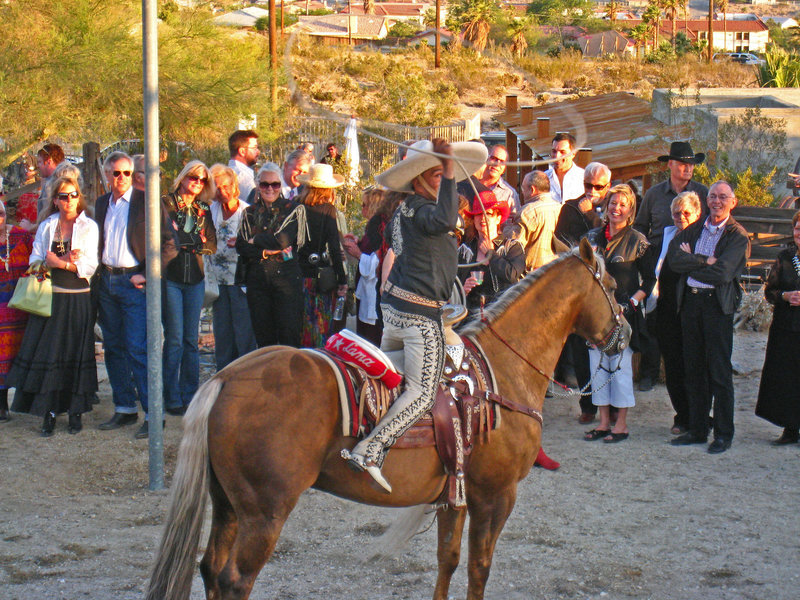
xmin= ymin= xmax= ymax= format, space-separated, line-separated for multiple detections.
xmin=687 ymin=217 xmax=728 ymax=289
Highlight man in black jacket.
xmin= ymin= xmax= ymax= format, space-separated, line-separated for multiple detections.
xmin=95 ymin=151 xmax=151 ymax=436
xmin=669 ymin=181 xmax=750 ymax=454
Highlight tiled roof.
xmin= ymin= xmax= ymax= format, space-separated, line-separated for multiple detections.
xmin=294 ymin=15 xmax=388 ymax=38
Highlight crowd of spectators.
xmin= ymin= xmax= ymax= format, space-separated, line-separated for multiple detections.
xmin=0 ymin=134 xmax=795 ymax=459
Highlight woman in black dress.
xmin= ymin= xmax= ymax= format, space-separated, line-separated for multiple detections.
xmin=755 ymin=210 xmax=800 ymax=445
xmin=9 ymin=176 xmax=99 ymax=436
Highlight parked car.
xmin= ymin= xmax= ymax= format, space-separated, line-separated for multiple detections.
xmin=713 ymin=52 xmax=765 ymax=66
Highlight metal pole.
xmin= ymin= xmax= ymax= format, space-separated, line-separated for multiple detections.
xmin=435 ymin=0 xmax=441 ymax=69
xmin=143 ymin=0 xmax=164 ymax=490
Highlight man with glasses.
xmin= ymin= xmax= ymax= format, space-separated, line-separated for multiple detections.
xmin=458 ymin=144 xmax=520 ymax=223
xmin=95 ymin=151 xmax=149 ymax=434
xmin=227 ymin=129 xmax=260 ymax=202
xmin=546 ymin=132 xmax=584 ymax=204
xmin=634 ymin=141 xmax=709 ymax=392
xmin=669 ymin=181 xmax=749 ymax=454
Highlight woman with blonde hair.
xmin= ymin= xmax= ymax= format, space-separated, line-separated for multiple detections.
xmin=9 ymin=176 xmax=99 ymax=436
xmin=296 ymin=163 xmax=347 ymax=347
xmin=159 ymin=160 xmax=216 ymax=422
xmin=583 ymin=183 xmax=656 ymax=444
xmin=206 ymin=164 xmax=256 ymax=370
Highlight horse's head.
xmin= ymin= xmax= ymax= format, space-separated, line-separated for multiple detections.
xmin=574 ymin=238 xmax=631 ymax=356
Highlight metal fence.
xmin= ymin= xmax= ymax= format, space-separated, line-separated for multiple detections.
xmin=261 ymin=114 xmax=481 ymax=181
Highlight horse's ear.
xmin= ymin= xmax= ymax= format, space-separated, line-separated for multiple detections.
xmin=579 ymin=237 xmax=595 ymax=266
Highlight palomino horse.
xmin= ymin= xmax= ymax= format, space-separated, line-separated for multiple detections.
xmin=145 ymin=239 xmax=630 ymax=600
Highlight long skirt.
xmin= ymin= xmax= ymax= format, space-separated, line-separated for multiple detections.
xmin=0 ymin=303 xmax=28 ymax=389
xmin=9 ymin=291 xmax=97 ymax=417
xmin=300 ymin=277 xmax=335 ymax=348
xmin=755 ymin=325 xmax=800 ymax=429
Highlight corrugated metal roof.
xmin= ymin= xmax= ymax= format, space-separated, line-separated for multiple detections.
xmin=496 ymin=92 xmax=680 ymax=177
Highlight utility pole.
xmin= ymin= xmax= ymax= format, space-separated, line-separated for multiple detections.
xmin=708 ymin=0 xmax=714 ymax=63
xmin=435 ymin=0 xmax=441 ymax=69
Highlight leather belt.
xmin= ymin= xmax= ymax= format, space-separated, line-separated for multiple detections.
xmin=382 ymin=282 xmax=445 ymax=309
xmin=688 ymin=286 xmax=714 ymax=296
xmin=102 ymin=264 xmax=141 ymax=275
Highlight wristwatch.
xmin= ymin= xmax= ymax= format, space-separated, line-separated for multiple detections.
xmin=629 ymin=298 xmax=639 ymax=308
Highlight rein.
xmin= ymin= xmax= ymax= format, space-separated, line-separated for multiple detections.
xmin=478 ymin=254 xmax=625 ymax=397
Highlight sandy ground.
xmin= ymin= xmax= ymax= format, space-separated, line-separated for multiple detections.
xmin=1 ymin=329 xmax=799 ymax=600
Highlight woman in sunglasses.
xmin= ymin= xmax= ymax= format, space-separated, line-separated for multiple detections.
xmin=9 ymin=176 xmax=99 ymax=436
xmin=235 ymin=163 xmax=303 ymax=347
xmin=160 ymin=160 xmax=216 ymax=418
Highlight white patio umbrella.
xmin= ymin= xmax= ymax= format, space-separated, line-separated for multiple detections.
xmin=343 ymin=117 xmax=359 ymax=185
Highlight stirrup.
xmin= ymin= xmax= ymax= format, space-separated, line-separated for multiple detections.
xmin=340 ymin=449 xmax=392 ymax=494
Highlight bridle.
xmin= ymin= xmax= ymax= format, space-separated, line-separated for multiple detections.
xmin=478 ymin=252 xmax=626 ymax=397
xmin=576 ymin=254 xmax=627 ymax=355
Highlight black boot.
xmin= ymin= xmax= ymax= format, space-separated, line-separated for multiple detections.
xmin=772 ymin=428 xmax=799 ymax=445
xmin=41 ymin=412 xmax=56 ymax=437
xmin=68 ymin=413 xmax=82 ymax=435
xmin=0 ymin=391 xmax=9 ymax=422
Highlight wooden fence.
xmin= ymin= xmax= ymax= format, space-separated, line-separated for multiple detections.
xmin=732 ymin=205 xmax=795 ymax=284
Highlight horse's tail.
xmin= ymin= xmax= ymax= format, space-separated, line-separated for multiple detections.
xmin=368 ymin=505 xmax=435 ymax=560
xmin=145 ymin=377 xmax=224 ymax=600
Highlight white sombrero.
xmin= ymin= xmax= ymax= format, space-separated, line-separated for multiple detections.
xmin=376 ymin=140 xmax=489 ymax=193
xmin=297 ymin=163 xmax=345 ymax=188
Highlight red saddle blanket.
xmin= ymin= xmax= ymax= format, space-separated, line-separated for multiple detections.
xmin=311 ymin=336 xmax=501 ymax=507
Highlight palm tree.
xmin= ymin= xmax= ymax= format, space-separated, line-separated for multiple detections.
xmin=605 ymin=0 xmax=621 ymax=28
xmin=508 ymin=17 xmax=529 ymax=58
xmin=629 ymin=22 xmax=650 ymax=58
xmin=449 ymin=0 xmax=501 ymax=53
xmin=719 ymin=0 xmax=729 ymax=52
xmin=642 ymin=2 xmax=662 ymax=50
xmin=364 ymin=0 xmax=375 ymax=16
xmin=662 ymin=0 xmax=679 ymax=46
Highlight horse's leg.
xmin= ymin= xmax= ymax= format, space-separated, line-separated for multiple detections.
xmin=432 ymin=507 xmax=467 ymax=600
xmin=200 ymin=467 xmax=238 ymax=600
xmin=465 ymin=485 xmax=518 ymax=600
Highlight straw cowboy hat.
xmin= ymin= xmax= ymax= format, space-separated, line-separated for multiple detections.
xmin=658 ymin=141 xmax=705 ymax=165
xmin=297 ymin=163 xmax=345 ymax=188
xmin=376 ymin=140 xmax=489 ymax=193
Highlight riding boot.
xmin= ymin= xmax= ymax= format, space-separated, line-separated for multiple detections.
xmin=41 ymin=411 xmax=56 ymax=437
xmin=68 ymin=413 xmax=83 ymax=435
xmin=0 ymin=389 xmax=9 ymax=422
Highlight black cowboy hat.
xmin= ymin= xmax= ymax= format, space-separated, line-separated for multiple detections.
xmin=658 ymin=141 xmax=705 ymax=164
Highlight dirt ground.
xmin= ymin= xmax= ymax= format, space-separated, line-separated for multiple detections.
xmin=1 ymin=329 xmax=799 ymax=600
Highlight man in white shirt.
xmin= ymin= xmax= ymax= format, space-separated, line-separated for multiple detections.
xmin=545 ymin=132 xmax=585 ymax=204
xmin=227 ymin=130 xmax=260 ymax=202
xmin=281 ymin=149 xmax=312 ymax=200
xmin=95 ymin=152 xmax=151 ymax=437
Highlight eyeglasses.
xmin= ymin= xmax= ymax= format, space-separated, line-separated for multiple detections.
xmin=259 ymin=181 xmax=282 ymax=190
xmin=584 ymin=182 xmax=608 ymax=191
xmin=57 ymin=191 xmax=80 ymax=201
xmin=187 ymin=174 xmax=208 ymax=184
xmin=672 ymin=210 xmax=696 ymax=218
xmin=112 ymin=170 xmax=132 ymax=178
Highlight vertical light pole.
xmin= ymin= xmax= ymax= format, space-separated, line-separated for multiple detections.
xmin=142 ymin=0 xmax=164 ymax=490
xmin=435 ymin=0 xmax=441 ymax=69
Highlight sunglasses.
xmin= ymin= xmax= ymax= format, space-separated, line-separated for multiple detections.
xmin=259 ymin=181 xmax=282 ymax=190
xmin=187 ymin=174 xmax=208 ymax=184
xmin=112 ymin=170 xmax=132 ymax=178
xmin=584 ymin=182 xmax=608 ymax=191
xmin=57 ymin=191 xmax=80 ymax=201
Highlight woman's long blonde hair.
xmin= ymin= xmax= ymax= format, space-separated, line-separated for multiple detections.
xmin=171 ymin=160 xmax=216 ymax=204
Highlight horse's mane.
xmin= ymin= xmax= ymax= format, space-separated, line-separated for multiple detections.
xmin=459 ymin=245 xmax=605 ymax=337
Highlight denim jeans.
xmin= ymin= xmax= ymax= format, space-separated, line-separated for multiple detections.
xmin=162 ymin=279 xmax=204 ymax=408
xmin=97 ymin=270 xmax=148 ymax=415
xmin=212 ymin=284 xmax=256 ymax=370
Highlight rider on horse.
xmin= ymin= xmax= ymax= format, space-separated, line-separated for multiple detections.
xmin=342 ymin=138 xmax=488 ymax=493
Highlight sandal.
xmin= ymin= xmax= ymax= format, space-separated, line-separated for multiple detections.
xmin=603 ymin=432 xmax=629 ymax=443
xmin=584 ymin=428 xmax=611 ymax=441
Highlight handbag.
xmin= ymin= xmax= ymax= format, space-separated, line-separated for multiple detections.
xmin=9 ymin=268 xmax=53 ymax=317
xmin=316 ymin=265 xmax=338 ymax=294
xmin=203 ymin=272 xmax=220 ymax=308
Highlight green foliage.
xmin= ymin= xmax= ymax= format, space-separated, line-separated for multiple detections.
xmin=254 ymin=16 xmax=269 ymax=32
xmin=645 ymin=41 xmax=677 ymax=63
xmin=757 ymin=48 xmax=800 ymax=87
xmin=693 ymin=108 xmax=791 ymax=206
xmin=447 ymin=0 xmax=502 ymax=52
xmin=527 ymin=0 xmax=594 ymax=45
xmin=0 ymin=0 xmax=276 ymax=166
xmin=388 ymin=22 xmax=420 ymax=38
xmin=694 ymin=164 xmax=778 ymax=207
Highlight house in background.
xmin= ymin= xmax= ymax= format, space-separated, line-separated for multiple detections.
xmin=290 ymin=14 xmax=390 ymax=45
xmin=625 ymin=17 xmax=770 ymax=53
xmin=579 ymin=30 xmax=635 ymax=58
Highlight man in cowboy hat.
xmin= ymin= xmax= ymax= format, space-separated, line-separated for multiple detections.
xmin=342 ymin=138 xmax=488 ymax=493
xmin=633 ymin=141 xmax=709 ymax=392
